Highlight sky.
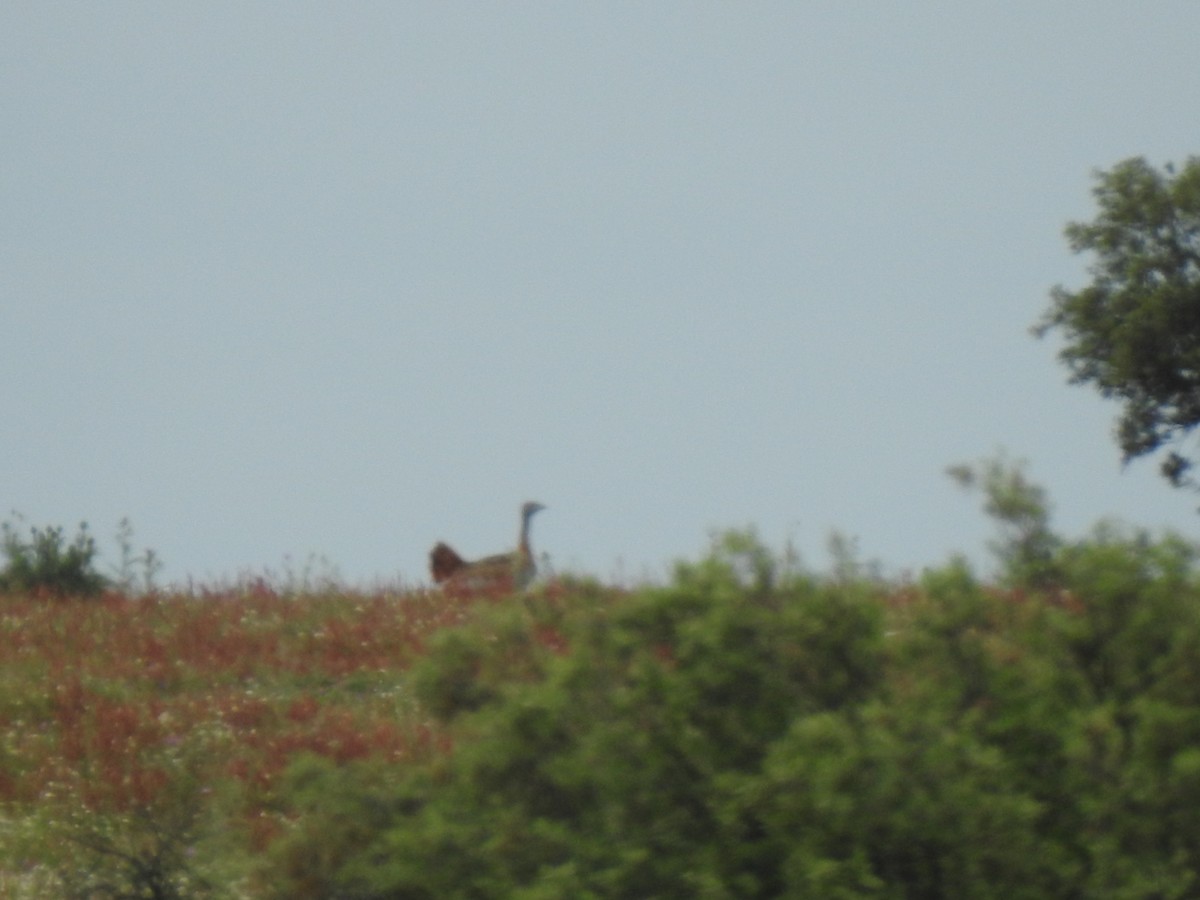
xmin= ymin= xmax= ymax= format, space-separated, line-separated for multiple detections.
xmin=3 ymin=3 xmax=1200 ymax=588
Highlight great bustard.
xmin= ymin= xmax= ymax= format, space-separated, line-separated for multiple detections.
xmin=429 ymin=501 xmax=546 ymax=592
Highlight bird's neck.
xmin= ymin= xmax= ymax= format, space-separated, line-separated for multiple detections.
xmin=518 ymin=511 xmax=534 ymax=554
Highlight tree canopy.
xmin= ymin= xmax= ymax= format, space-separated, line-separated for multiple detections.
xmin=1036 ymin=155 xmax=1200 ymax=490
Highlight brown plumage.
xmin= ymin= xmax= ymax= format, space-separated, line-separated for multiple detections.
xmin=429 ymin=501 xmax=546 ymax=592
xmin=429 ymin=541 xmax=467 ymax=583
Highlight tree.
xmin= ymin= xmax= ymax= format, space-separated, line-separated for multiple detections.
xmin=1035 ymin=156 xmax=1200 ymax=491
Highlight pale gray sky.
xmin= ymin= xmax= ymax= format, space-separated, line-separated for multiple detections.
xmin=3 ymin=4 xmax=1199 ymax=586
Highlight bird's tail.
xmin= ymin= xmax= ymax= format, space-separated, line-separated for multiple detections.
xmin=429 ymin=542 xmax=468 ymax=583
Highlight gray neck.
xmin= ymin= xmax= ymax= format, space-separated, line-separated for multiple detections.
xmin=519 ymin=510 xmax=535 ymax=550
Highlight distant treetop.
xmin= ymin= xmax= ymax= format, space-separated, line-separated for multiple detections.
xmin=1036 ymin=155 xmax=1200 ymax=494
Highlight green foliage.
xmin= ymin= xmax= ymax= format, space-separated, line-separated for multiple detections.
xmin=256 ymin=526 xmax=1200 ymax=899
xmin=1055 ymin=525 xmax=1200 ymax=703
xmin=947 ymin=455 xmax=1061 ymax=587
xmin=747 ymin=707 xmax=1053 ymax=899
xmin=5 ymin=515 xmax=1200 ymax=898
xmin=0 ymin=514 xmax=108 ymax=598
xmin=5 ymin=722 xmax=247 ymax=899
xmin=261 ymin=536 xmax=885 ymax=898
xmin=1035 ymin=155 xmax=1200 ymax=491
xmin=0 ymin=514 xmax=161 ymax=599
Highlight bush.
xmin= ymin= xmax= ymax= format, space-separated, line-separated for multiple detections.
xmin=0 ymin=514 xmax=161 ymax=598
xmin=0 ymin=515 xmax=108 ymax=598
xmin=15 ymin=725 xmax=247 ymax=900
xmin=260 ymin=534 xmax=889 ymax=898
xmin=256 ymin=522 xmax=1200 ymax=898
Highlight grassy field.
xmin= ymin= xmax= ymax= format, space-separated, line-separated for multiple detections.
xmin=4 ymin=522 xmax=1200 ymax=897
xmin=0 ymin=582 xmax=519 ymax=895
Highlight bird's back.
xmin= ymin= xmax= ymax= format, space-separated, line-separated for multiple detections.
xmin=428 ymin=501 xmax=544 ymax=593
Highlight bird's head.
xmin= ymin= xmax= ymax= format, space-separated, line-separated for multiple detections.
xmin=522 ymin=501 xmax=546 ymax=519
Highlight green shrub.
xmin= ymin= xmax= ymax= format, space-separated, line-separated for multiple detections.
xmin=251 ymin=524 xmax=1200 ymax=898
xmin=10 ymin=725 xmax=247 ymax=900
xmin=0 ymin=515 xmax=108 ymax=598
xmin=262 ymin=534 xmax=888 ymax=898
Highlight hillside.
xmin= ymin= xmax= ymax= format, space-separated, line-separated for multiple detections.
xmin=3 ymin=520 xmax=1200 ymax=898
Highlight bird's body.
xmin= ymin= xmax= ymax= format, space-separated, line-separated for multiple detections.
xmin=429 ymin=501 xmax=546 ymax=593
